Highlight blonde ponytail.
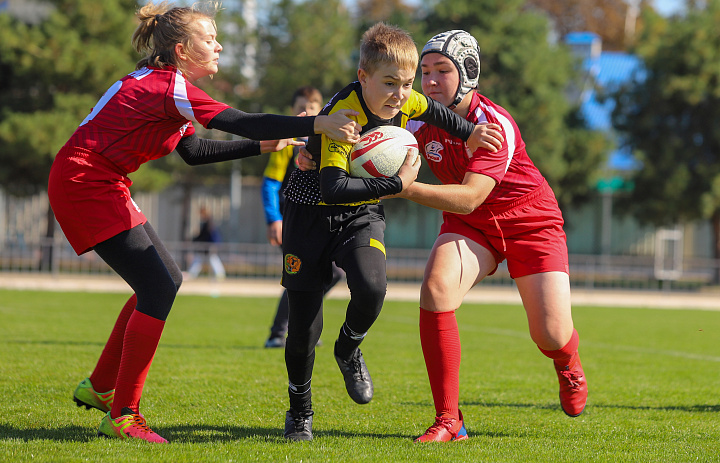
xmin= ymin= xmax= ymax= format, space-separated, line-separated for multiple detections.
xmin=132 ymin=1 xmax=221 ymax=72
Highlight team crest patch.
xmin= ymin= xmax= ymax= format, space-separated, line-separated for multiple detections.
xmin=425 ymin=140 xmax=444 ymax=162
xmin=328 ymin=141 xmax=350 ymax=155
xmin=284 ymin=254 xmax=302 ymax=274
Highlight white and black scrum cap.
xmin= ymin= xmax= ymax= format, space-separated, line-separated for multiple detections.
xmin=421 ymin=30 xmax=480 ymax=107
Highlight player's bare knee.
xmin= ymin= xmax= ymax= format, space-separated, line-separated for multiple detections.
xmin=422 ymin=273 xmax=456 ymax=299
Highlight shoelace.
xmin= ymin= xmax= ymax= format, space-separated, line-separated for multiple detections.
xmin=559 ymin=369 xmax=582 ymax=390
xmin=127 ymin=413 xmax=153 ymax=433
xmin=351 ymin=352 xmax=366 ymax=380
xmin=426 ymin=416 xmax=456 ymax=436
xmin=291 ymin=415 xmax=310 ymax=432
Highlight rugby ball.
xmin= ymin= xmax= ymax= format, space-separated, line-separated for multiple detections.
xmin=348 ymin=126 xmax=419 ymax=178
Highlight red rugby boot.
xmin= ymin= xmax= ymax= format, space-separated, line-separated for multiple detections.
xmin=554 ymin=353 xmax=587 ymax=417
xmin=97 ymin=408 xmax=168 ymax=443
xmin=414 ymin=410 xmax=468 ymax=443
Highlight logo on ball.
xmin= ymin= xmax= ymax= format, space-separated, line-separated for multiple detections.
xmin=348 ymin=125 xmax=419 ymax=178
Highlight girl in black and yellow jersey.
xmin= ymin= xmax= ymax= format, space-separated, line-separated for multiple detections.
xmin=279 ymin=23 xmax=503 ymax=441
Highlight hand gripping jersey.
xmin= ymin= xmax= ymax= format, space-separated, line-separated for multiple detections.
xmin=406 ymin=92 xmax=545 ymax=207
xmin=60 ymin=66 xmax=231 ymax=174
xmin=283 ymin=81 xmax=473 ymax=206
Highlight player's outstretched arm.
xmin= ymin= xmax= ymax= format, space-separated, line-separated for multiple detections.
xmin=206 ymin=108 xmax=360 ymax=144
xmin=259 ymin=138 xmax=305 ymax=154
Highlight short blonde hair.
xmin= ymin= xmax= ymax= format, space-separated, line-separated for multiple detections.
xmin=359 ymin=22 xmax=418 ymax=75
xmin=132 ymin=1 xmax=221 ymax=74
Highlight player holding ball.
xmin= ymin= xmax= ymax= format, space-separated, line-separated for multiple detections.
xmin=398 ymin=30 xmax=588 ymax=442
xmin=279 ymin=22 xmax=502 ymax=441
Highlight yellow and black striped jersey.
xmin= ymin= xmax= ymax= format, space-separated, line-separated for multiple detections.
xmin=284 ymin=81 xmax=474 ymax=207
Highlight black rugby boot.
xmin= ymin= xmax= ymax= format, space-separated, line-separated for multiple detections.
xmin=284 ymin=408 xmax=313 ymax=441
xmin=334 ymin=342 xmax=374 ymax=404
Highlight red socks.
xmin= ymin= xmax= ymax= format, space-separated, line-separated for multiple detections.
xmin=419 ymin=308 xmax=461 ymax=420
xmin=419 ymin=309 xmax=579 ymax=422
xmin=89 ymin=295 xmax=166 ymax=418
xmin=110 ymin=310 xmax=165 ymax=417
xmin=89 ymin=294 xmax=137 ymax=392
xmin=538 ymin=328 xmax=579 ymax=367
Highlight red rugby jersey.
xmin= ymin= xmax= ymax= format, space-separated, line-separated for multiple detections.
xmin=61 ymin=66 xmax=230 ymax=174
xmin=406 ymin=92 xmax=545 ymax=206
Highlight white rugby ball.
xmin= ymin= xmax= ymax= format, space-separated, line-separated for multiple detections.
xmin=348 ymin=125 xmax=419 ymax=178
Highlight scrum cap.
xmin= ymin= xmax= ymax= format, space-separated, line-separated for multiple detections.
xmin=421 ymin=30 xmax=480 ymax=107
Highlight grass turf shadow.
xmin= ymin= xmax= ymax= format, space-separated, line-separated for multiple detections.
xmin=0 ymin=424 xmax=98 ymax=442
xmin=160 ymin=424 xmax=414 ymax=443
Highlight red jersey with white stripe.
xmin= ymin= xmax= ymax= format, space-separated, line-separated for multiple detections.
xmin=406 ymin=92 xmax=545 ymax=207
xmin=61 ymin=66 xmax=230 ymax=174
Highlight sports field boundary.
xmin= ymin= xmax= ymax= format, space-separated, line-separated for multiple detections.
xmin=1 ymin=271 xmax=719 ymax=311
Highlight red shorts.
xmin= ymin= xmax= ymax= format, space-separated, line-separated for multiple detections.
xmin=48 ymin=147 xmax=147 ymax=255
xmin=440 ymin=181 xmax=569 ymax=279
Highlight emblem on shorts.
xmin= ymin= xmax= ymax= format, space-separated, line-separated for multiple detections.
xmin=284 ymin=254 xmax=302 ymax=274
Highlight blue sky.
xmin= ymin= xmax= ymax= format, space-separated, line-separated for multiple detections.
xmin=653 ymin=0 xmax=685 ymax=15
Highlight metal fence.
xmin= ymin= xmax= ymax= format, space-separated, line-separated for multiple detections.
xmin=1 ymin=236 xmax=718 ymax=291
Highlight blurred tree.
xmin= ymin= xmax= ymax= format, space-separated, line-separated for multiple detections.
xmin=239 ymin=0 xmax=356 ymax=177
xmin=0 ymin=0 xmax=144 ymax=196
xmin=355 ymin=0 xmax=425 ymax=37
xmin=257 ymin=0 xmax=356 ymax=108
xmin=0 ymin=0 xmax=150 ymax=268
xmin=525 ymin=0 xmax=652 ymax=50
xmin=612 ymin=1 xmax=720 ymax=270
xmin=419 ymin=0 xmax=611 ymax=212
xmin=0 ymin=0 xmax=250 ymax=249
xmin=357 ymin=0 xmax=415 ymax=21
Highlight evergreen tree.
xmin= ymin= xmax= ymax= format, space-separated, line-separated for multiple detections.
xmin=419 ymin=0 xmax=610 ymax=212
xmin=257 ymin=0 xmax=356 ymax=110
xmin=612 ymin=1 xmax=720 ymax=264
xmin=0 ymin=0 xmax=142 ymax=195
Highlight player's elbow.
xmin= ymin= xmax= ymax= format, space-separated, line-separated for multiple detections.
xmin=181 ymin=156 xmax=202 ymax=166
xmin=457 ymin=186 xmax=493 ymax=214
xmin=320 ymin=189 xmax=342 ymax=205
xmin=456 ymin=196 xmax=486 ymax=214
xmin=456 ymin=204 xmax=477 ymax=215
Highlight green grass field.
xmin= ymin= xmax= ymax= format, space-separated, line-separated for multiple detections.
xmin=1 ymin=288 xmax=718 ymax=462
